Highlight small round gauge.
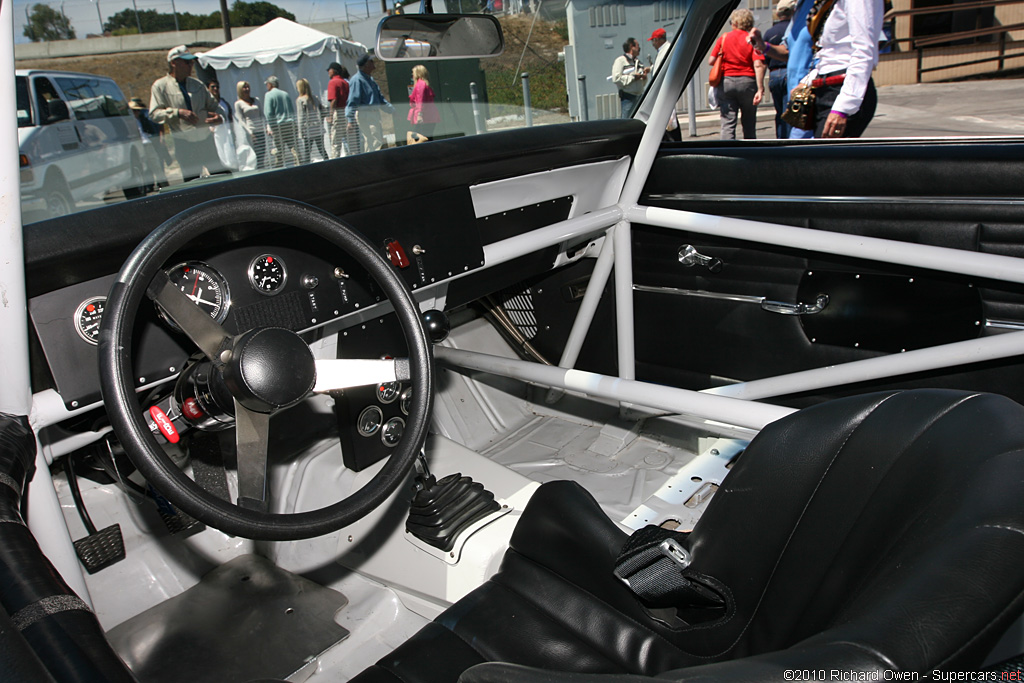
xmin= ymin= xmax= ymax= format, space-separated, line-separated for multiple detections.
xmin=248 ymin=254 xmax=287 ymax=296
xmin=400 ymin=388 xmax=413 ymax=416
xmin=377 ymin=381 xmax=401 ymax=404
xmin=160 ymin=261 xmax=231 ymax=331
xmin=357 ymin=405 xmax=383 ymax=437
xmin=381 ymin=417 xmax=405 ymax=448
xmin=74 ymin=296 xmax=106 ymax=345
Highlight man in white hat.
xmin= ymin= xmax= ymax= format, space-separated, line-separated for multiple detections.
xmin=149 ymin=45 xmax=224 ymax=182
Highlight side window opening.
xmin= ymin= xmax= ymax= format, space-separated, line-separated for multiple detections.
xmin=16 ymin=77 xmax=31 ymax=128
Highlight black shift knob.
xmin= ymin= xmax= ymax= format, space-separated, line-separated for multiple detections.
xmin=421 ymin=309 xmax=450 ymax=343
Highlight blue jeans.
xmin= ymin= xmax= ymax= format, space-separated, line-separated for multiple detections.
xmin=620 ymin=92 xmax=637 ymax=119
xmin=769 ymin=70 xmax=790 ymax=139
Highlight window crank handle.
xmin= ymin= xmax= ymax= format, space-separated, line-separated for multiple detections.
xmin=678 ymin=244 xmax=723 ymax=274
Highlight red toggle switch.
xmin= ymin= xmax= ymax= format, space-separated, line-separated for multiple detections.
xmin=148 ymin=405 xmax=180 ymax=444
xmin=386 ymin=240 xmax=410 ymax=269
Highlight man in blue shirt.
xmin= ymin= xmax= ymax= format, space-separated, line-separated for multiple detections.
xmin=264 ymin=76 xmax=298 ymax=167
xmin=345 ymin=53 xmax=395 ymax=155
xmin=748 ymin=0 xmax=816 ymax=139
xmin=762 ymin=0 xmax=795 ymax=138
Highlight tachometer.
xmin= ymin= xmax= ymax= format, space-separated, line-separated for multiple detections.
xmin=159 ymin=261 xmax=231 ymax=330
xmin=248 ymin=254 xmax=287 ymax=296
xmin=74 ymin=296 xmax=106 ymax=345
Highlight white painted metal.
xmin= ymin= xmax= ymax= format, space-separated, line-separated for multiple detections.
xmin=469 ymin=157 xmax=631 ymax=220
xmin=613 ymin=221 xmax=637 ymax=381
xmin=628 ymin=206 xmax=1024 ymax=285
xmin=621 ymin=438 xmax=745 ymax=531
xmin=312 ymin=358 xmax=399 ymax=393
xmin=0 ymin=0 xmax=32 ymax=417
xmin=481 ymin=205 xmax=621 ymax=267
xmin=435 ymin=346 xmax=794 ymax=431
xmin=706 ymin=330 xmax=1024 ymax=400
xmin=557 ymin=230 xmax=616 ymax=369
xmin=28 ymin=448 xmax=94 ymax=607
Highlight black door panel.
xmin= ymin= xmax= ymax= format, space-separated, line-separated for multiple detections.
xmin=635 ymin=140 xmax=1024 ymax=404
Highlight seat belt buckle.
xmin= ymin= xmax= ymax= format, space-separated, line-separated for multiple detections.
xmin=613 ymin=536 xmax=692 ymax=590
xmin=658 ymin=538 xmax=692 ymax=569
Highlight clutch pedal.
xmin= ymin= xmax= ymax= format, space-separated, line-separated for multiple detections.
xmin=64 ymin=455 xmax=126 ymax=574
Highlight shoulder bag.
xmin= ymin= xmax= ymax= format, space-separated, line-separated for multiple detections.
xmin=708 ymin=41 xmax=724 ymax=87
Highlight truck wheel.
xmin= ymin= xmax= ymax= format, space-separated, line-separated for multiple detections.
xmin=43 ymin=175 xmax=73 ymax=218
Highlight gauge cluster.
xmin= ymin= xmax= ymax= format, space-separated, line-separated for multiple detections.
xmin=32 ymin=241 xmax=396 ymax=410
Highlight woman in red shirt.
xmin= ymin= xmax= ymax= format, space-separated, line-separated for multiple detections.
xmin=709 ymin=9 xmax=766 ymax=139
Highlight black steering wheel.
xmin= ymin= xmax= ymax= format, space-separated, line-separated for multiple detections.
xmin=99 ymin=196 xmax=434 ymax=541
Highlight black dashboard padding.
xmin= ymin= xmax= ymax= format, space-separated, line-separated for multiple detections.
xmin=24 ymin=120 xmax=644 ymax=298
xmin=351 ymin=389 xmax=1024 ymax=683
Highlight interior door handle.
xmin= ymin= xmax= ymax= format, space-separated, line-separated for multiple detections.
xmin=760 ymin=294 xmax=829 ymax=316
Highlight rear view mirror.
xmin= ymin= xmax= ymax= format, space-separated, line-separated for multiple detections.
xmin=376 ymin=14 xmax=504 ymax=61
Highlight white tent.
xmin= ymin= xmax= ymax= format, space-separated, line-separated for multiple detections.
xmin=197 ymin=18 xmax=365 ymax=108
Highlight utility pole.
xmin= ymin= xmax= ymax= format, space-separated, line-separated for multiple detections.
xmin=130 ymin=0 xmax=142 ymax=33
xmin=92 ymin=0 xmax=103 ymax=33
xmin=220 ymin=0 xmax=232 ymax=41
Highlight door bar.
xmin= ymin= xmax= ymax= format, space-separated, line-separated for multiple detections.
xmin=435 ymin=346 xmax=795 ymax=431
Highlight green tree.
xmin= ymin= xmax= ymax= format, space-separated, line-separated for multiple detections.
xmin=103 ymin=0 xmax=292 ymax=35
xmin=230 ymin=1 xmax=295 ymax=26
xmin=23 ymin=3 xmax=76 ymax=41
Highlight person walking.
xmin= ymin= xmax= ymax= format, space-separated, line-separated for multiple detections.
xmin=407 ymin=65 xmax=440 ymax=143
xmin=148 ymin=45 xmax=224 ymax=182
xmin=648 ymin=27 xmax=681 ymax=141
xmin=296 ymin=78 xmax=328 ymax=164
xmin=762 ymin=0 xmax=795 ymax=138
xmin=263 ymin=75 xmax=297 ymax=168
xmin=234 ymin=81 xmax=267 ymax=169
xmin=326 ymin=62 xmax=350 ymax=158
xmin=345 ymin=53 xmax=395 ymax=155
xmin=611 ymin=37 xmax=649 ymax=119
xmin=709 ymin=9 xmax=766 ymax=140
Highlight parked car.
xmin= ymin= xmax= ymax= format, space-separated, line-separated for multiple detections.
xmin=16 ymin=69 xmax=147 ymax=221
xmin=5 ymin=1 xmax=1024 ymax=682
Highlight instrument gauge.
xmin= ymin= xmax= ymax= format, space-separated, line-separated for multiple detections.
xmin=159 ymin=261 xmax=231 ymax=331
xmin=248 ymin=254 xmax=287 ymax=296
xmin=377 ymin=381 xmax=401 ymax=404
xmin=357 ymin=405 xmax=383 ymax=437
xmin=74 ymin=296 xmax=106 ymax=345
xmin=381 ymin=417 xmax=405 ymax=448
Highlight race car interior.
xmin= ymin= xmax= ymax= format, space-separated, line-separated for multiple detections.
xmin=6 ymin=0 xmax=1024 ymax=681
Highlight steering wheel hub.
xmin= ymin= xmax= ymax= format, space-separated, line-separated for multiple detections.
xmin=223 ymin=328 xmax=316 ymax=413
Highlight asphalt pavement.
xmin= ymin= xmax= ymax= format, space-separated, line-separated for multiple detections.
xmin=683 ymin=77 xmax=1024 ymax=140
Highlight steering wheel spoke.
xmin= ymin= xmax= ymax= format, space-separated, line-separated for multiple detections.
xmin=147 ymin=271 xmax=232 ymax=361
xmin=233 ymin=400 xmax=272 ymax=513
xmin=312 ymin=358 xmax=411 ymax=393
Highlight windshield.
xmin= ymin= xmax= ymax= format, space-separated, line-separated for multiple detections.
xmin=12 ymin=0 xmax=1023 ymax=224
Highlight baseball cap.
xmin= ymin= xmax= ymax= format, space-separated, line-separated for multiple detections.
xmin=327 ymin=61 xmax=344 ymax=73
xmin=647 ymin=28 xmax=667 ymax=41
xmin=357 ymin=52 xmax=374 ymax=67
xmin=776 ymin=0 xmax=797 ymax=13
xmin=167 ymin=45 xmax=196 ymax=62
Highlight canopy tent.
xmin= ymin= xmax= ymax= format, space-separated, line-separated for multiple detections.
xmin=197 ymin=18 xmax=365 ymax=107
